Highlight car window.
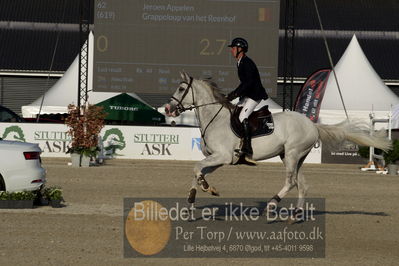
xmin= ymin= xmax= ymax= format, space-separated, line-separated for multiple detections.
xmin=0 ymin=108 xmax=21 ymax=122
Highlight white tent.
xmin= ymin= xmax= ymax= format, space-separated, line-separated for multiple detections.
xmin=318 ymin=34 xmax=399 ymax=125
xmin=21 ymin=32 xmax=145 ymax=118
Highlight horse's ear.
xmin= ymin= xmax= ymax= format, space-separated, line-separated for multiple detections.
xmin=180 ymin=71 xmax=190 ymax=82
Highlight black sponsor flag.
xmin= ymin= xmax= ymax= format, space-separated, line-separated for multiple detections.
xmin=294 ymin=69 xmax=331 ymax=123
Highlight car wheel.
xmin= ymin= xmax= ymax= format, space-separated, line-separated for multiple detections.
xmin=0 ymin=175 xmax=6 ymax=191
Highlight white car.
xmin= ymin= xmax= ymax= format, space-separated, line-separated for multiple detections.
xmin=0 ymin=139 xmax=46 ymax=192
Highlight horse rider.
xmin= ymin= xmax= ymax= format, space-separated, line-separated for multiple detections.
xmin=226 ymin=37 xmax=269 ymax=164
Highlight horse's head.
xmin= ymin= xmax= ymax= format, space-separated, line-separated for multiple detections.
xmin=165 ymin=71 xmax=194 ymax=117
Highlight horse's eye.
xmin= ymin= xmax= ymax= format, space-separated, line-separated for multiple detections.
xmin=179 ymin=87 xmax=185 ymax=92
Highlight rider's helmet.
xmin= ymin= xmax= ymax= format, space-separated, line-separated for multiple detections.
xmin=228 ymin=37 xmax=248 ymax=52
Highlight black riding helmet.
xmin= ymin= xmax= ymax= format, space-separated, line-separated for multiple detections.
xmin=228 ymin=37 xmax=248 ymax=52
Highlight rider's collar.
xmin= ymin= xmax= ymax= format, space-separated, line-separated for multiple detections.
xmin=237 ymin=55 xmax=245 ymax=66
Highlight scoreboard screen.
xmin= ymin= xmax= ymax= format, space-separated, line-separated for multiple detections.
xmin=93 ymin=0 xmax=280 ymax=96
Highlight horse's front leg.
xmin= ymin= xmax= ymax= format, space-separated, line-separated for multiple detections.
xmin=187 ymin=153 xmax=231 ymax=204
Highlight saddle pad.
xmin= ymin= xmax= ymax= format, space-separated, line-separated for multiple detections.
xmin=251 ymin=114 xmax=274 ymax=138
xmin=230 ymin=107 xmax=274 ymax=138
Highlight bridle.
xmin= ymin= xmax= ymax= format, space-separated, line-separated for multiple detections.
xmin=170 ymin=77 xmax=195 ymax=113
xmin=170 ymin=76 xmax=225 ymax=147
xmin=170 ymin=76 xmax=220 ymax=113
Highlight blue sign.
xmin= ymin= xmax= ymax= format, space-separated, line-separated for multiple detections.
xmin=191 ymin=138 xmax=201 ymax=150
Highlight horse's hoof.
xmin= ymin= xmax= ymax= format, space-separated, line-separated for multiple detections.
xmin=209 ymin=186 xmax=220 ymax=196
xmin=197 ymin=176 xmax=209 ymax=191
xmin=286 ymin=216 xmax=304 ymax=224
xmin=187 ymin=188 xmax=197 ymax=204
xmin=286 ymin=208 xmax=304 ymax=224
xmin=263 ymin=195 xmax=282 ymax=215
xmin=263 ymin=200 xmax=278 ymax=216
xmin=286 ymin=216 xmax=298 ymax=224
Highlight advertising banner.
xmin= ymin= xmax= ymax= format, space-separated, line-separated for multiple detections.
xmin=104 ymin=125 xmax=200 ymax=160
xmin=321 ymin=140 xmax=367 ymax=164
xmin=294 ymin=69 xmax=331 ymax=123
xmin=0 ymin=123 xmax=204 ymax=160
xmin=0 ymin=123 xmax=71 ymax=157
xmin=0 ymin=123 xmax=321 ymax=163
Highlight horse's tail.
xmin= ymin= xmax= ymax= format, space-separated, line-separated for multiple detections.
xmin=314 ymin=120 xmax=392 ymax=152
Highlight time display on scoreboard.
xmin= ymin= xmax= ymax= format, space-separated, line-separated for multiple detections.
xmin=93 ymin=0 xmax=280 ymax=96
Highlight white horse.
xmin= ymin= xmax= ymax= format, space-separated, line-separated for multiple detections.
xmin=165 ymin=72 xmax=391 ymax=215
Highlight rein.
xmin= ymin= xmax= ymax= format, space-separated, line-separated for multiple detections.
xmin=176 ymin=101 xmax=221 ymax=112
xmin=171 ymin=76 xmax=225 ymax=147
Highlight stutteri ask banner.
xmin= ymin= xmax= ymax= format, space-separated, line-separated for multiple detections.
xmin=0 ymin=123 xmax=206 ymax=160
xmin=294 ymin=69 xmax=331 ymax=123
xmin=0 ymin=123 xmax=321 ymax=163
xmin=0 ymin=123 xmax=71 ymax=157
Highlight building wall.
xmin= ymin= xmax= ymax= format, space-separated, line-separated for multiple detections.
xmin=0 ymin=75 xmax=58 ymax=114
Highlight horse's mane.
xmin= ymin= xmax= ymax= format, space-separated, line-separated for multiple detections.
xmin=200 ymin=79 xmax=234 ymax=110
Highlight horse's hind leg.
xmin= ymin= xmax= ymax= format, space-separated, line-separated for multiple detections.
xmin=266 ymin=152 xmax=297 ymax=212
xmin=266 ymin=150 xmax=300 ymax=212
xmin=296 ymin=156 xmax=309 ymax=210
xmin=266 ymin=150 xmax=311 ymax=224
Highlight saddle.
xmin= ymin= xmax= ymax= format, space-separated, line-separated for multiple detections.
xmin=230 ymin=105 xmax=274 ymax=138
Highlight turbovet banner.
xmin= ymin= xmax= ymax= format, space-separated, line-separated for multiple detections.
xmin=0 ymin=123 xmax=321 ymax=163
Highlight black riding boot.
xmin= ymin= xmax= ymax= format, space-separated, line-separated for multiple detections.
xmin=241 ymin=118 xmax=256 ymax=165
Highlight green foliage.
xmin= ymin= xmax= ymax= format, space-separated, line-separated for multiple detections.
xmin=67 ymin=146 xmax=100 ymax=157
xmin=384 ymin=139 xmax=399 ymax=165
xmin=358 ymin=146 xmax=382 ymax=159
xmin=0 ymin=191 xmax=36 ymax=200
xmin=43 ymin=186 xmax=63 ymax=201
xmin=357 ymin=146 xmax=369 ymax=159
xmin=0 ymin=186 xmax=64 ymax=203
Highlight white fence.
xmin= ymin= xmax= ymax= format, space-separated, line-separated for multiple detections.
xmin=0 ymin=123 xmax=321 ymax=163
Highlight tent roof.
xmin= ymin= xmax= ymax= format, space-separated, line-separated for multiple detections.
xmin=96 ymin=93 xmax=165 ymax=123
xmin=320 ymin=35 xmax=399 ymax=111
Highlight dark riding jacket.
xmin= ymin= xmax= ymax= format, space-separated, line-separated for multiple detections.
xmin=228 ymin=56 xmax=269 ymax=101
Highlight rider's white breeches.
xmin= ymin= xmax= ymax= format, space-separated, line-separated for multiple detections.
xmin=238 ymin=97 xmax=261 ymax=122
